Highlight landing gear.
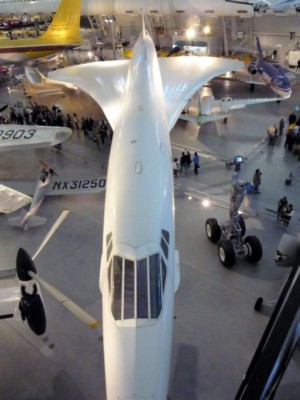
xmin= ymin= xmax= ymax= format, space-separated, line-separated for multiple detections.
xmin=204 ymin=174 xmax=263 ymax=267
xmin=205 ymin=218 xmax=221 ymax=243
xmin=218 ymin=240 xmax=236 ymax=267
xmin=244 ymin=235 xmax=263 ymax=263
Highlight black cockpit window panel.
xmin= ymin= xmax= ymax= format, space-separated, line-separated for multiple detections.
xmin=149 ymin=253 xmax=162 ymax=318
xmin=160 ymin=236 xmax=168 ymax=259
xmin=161 ymin=258 xmax=167 ymax=290
xmin=162 ymin=229 xmax=170 ymax=243
xmin=124 ymin=258 xmax=135 ymax=319
xmin=107 ymin=240 xmax=113 ymax=261
xmin=106 ymin=232 xmax=113 ymax=261
xmin=111 ymin=255 xmax=123 ymax=320
xmin=137 ymin=257 xmax=148 ymax=318
xmin=106 ymin=232 xmax=112 ymax=246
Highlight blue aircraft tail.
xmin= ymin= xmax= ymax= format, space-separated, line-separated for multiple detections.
xmin=256 ymin=36 xmax=263 ymax=61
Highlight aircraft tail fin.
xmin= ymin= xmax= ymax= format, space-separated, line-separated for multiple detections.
xmin=141 ymin=6 xmax=146 ymax=40
xmin=256 ymin=36 xmax=263 ymax=61
xmin=8 ymin=214 xmax=47 ymax=230
xmin=39 ymin=0 xmax=82 ymax=44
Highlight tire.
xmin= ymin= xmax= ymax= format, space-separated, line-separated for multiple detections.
xmin=244 ymin=235 xmax=263 ymax=263
xmin=205 ymin=218 xmax=221 ymax=243
xmin=254 ymin=297 xmax=263 ymax=312
xmin=238 ymin=214 xmax=246 ymax=236
xmin=218 ymin=240 xmax=236 ymax=267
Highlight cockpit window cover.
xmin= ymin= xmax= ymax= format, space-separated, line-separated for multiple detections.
xmin=109 ymin=253 xmax=166 ymax=321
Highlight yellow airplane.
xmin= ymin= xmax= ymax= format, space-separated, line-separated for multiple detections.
xmin=0 ymin=0 xmax=84 ymax=64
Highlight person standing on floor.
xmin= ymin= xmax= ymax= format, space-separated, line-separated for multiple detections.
xmin=277 ymin=196 xmax=288 ymax=221
xmin=193 ymin=152 xmax=200 ymax=175
xmin=180 ymin=151 xmax=187 ymax=175
xmin=279 ymin=117 xmax=285 ymax=136
xmin=281 ymin=204 xmax=294 ymax=227
xmin=186 ymin=151 xmax=192 ymax=169
xmin=172 ymin=158 xmax=179 ymax=178
xmin=252 ymin=169 xmax=262 ymax=194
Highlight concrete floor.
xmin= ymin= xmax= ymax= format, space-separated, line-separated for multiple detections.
xmin=0 ymin=69 xmax=299 ymax=399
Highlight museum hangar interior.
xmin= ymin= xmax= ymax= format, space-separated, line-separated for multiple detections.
xmin=0 ymin=0 xmax=299 ymax=399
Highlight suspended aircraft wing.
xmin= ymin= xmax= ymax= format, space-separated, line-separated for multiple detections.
xmin=0 ymin=125 xmax=72 ymax=151
xmin=49 ymin=57 xmax=243 ymax=132
xmin=49 ymin=61 xmax=130 ymax=132
xmin=0 ymin=184 xmax=32 ymax=213
xmin=180 ymin=84 xmax=281 ymax=124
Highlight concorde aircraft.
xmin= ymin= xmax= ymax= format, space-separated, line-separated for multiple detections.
xmin=0 ymin=0 xmax=84 ymax=65
xmin=46 ymin=16 xmax=243 ymax=398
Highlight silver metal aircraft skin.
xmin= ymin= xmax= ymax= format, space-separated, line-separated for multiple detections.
xmin=7 ymin=163 xmax=106 ymax=230
xmin=8 ymin=164 xmax=56 ymax=230
xmin=0 ymin=125 xmax=72 ymax=152
xmin=48 ymin=19 xmax=243 ymax=397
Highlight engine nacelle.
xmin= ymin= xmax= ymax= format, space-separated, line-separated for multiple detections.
xmin=16 ymin=248 xmax=47 ymax=335
xmin=19 ymin=284 xmax=46 ymax=336
xmin=248 ymin=64 xmax=258 ymax=75
xmin=200 ymin=95 xmax=214 ymax=115
xmin=253 ymin=0 xmax=270 ymax=13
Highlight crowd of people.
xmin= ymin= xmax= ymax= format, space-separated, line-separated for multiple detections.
xmin=267 ymin=112 xmax=300 ymax=158
xmin=172 ymin=150 xmax=200 ymax=178
xmin=0 ymin=101 xmax=112 ymax=149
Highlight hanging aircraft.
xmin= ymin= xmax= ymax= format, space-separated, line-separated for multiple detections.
xmin=0 ymin=0 xmax=84 ymax=65
xmin=0 ymin=18 xmax=36 ymax=31
xmin=226 ymin=0 xmax=300 ymax=13
xmin=180 ymin=84 xmax=282 ymax=124
xmin=0 ymin=0 xmax=255 ymax=18
xmin=244 ymin=36 xmax=292 ymax=98
xmin=45 ymin=18 xmax=243 ymax=398
xmin=0 ymin=124 xmax=72 ymax=152
xmin=7 ymin=161 xmax=107 ymax=230
xmin=218 ymin=37 xmax=292 ymax=99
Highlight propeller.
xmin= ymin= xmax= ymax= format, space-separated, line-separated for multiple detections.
xmin=39 ymin=159 xmax=49 ymax=169
xmin=16 ymin=210 xmax=99 ymax=331
xmin=24 ymin=270 xmax=99 ymax=329
xmin=38 ymin=160 xmax=58 ymax=177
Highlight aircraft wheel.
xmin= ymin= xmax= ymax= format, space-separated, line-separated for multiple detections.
xmin=205 ymin=218 xmax=221 ymax=243
xmin=254 ymin=297 xmax=263 ymax=312
xmin=218 ymin=240 xmax=236 ymax=268
xmin=238 ymin=214 xmax=246 ymax=236
xmin=244 ymin=236 xmax=262 ymax=263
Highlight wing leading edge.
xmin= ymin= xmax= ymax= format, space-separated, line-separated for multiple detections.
xmin=49 ymin=56 xmax=243 ymax=132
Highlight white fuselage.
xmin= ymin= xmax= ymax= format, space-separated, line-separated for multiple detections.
xmin=100 ymin=32 xmax=176 ymax=399
xmin=21 ymin=169 xmax=52 ymax=228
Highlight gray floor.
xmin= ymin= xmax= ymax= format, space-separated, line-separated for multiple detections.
xmin=0 ymin=72 xmax=299 ymax=400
